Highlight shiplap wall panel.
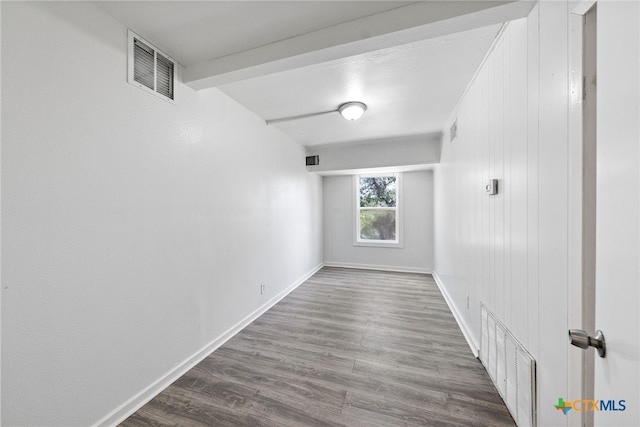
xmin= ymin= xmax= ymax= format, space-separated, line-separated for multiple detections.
xmin=525 ymin=1 xmax=541 ymax=364
xmin=493 ymin=38 xmax=506 ymax=325
xmin=434 ymin=3 xmax=571 ymax=425
xmin=508 ymin=17 xmax=529 ymax=344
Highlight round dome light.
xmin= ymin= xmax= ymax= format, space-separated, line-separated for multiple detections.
xmin=338 ymin=102 xmax=367 ymax=121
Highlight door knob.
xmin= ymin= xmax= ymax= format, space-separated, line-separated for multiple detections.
xmin=568 ymin=329 xmax=606 ymax=357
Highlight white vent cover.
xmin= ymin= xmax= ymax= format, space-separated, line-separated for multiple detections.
xmin=128 ymin=30 xmax=175 ymax=102
xmin=450 ymin=118 xmax=458 ymax=142
xmin=481 ymin=305 xmax=536 ymax=427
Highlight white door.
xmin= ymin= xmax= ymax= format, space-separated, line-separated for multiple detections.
xmin=592 ymin=1 xmax=639 ymax=426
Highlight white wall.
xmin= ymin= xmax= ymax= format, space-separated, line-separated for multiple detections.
xmin=1 ymin=2 xmax=322 ymax=426
xmin=306 ymin=134 xmax=441 ymax=174
xmin=434 ymin=3 xmax=574 ymax=425
xmin=324 ymin=170 xmax=433 ymax=273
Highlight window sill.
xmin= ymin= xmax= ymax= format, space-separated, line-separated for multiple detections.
xmin=353 ymin=240 xmax=404 ymax=249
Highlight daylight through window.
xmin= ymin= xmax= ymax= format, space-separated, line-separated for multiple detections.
xmin=356 ymin=174 xmax=399 ymax=244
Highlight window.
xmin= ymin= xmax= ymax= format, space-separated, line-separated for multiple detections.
xmin=355 ymin=174 xmax=401 ymax=246
xmin=128 ymin=30 xmax=175 ymax=102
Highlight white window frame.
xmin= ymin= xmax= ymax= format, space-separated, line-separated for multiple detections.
xmin=127 ymin=30 xmax=176 ymax=104
xmin=353 ymin=173 xmax=403 ymax=248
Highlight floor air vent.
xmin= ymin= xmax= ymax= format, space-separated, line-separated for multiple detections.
xmin=480 ymin=305 xmax=536 ymax=427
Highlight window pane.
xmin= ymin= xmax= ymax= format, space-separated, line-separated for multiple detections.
xmin=359 ymin=176 xmax=396 ymax=207
xmin=360 ymin=209 xmax=396 ymax=240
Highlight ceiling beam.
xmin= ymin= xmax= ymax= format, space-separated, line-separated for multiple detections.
xmin=184 ymin=1 xmax=535 ymax=90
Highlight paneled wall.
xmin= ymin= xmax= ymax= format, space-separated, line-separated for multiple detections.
xmin=434 ymin=3 xmax=572 ymax=425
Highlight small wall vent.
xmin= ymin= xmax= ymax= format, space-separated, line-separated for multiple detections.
xmin=306 ymin=155 xmax=319 ymax=166
xmin=450 ymin=118 xmax=458 ymax=142
xmin=128 ymin=30 xmax=175 ymax=102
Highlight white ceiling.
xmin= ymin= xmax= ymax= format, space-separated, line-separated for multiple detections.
xmin=220 ymin=25 xmax=500 ymax=146
xmin=94 ymin=1 xmax=533 ymax=147
xmin=95 ymin=1 xmax=417 ymax=67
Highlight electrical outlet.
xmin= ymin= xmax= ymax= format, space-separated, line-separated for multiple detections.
xmin=260 ymin=283 xmax=265 ymax=295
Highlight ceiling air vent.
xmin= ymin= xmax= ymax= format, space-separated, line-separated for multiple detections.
xmin=128 ymin=30 xmax=175 ymax=102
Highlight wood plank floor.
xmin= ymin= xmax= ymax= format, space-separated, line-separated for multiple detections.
xmin=122 ymin=267 xmax=515 ymax=427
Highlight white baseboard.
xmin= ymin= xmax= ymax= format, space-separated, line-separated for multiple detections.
xmin=431 ymin=271 xmax=479 ymax=358
xmin=95 ymin=262 xmax=323 ymax=427
xmin=324 ymin=261 xmax=431 ymax=275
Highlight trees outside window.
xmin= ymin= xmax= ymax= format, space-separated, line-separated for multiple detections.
xmin=356 ymin=174 xmax=399 ymax=243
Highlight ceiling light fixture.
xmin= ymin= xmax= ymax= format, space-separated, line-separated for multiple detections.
xmin=265 ymin=101 xmax=367 ymax=125
xmin=338 ymin=102 xmax=367 ymax=121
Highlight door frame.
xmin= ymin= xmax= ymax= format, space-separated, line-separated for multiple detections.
xmin=568 ymin=1 xmax=597 ymax=426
